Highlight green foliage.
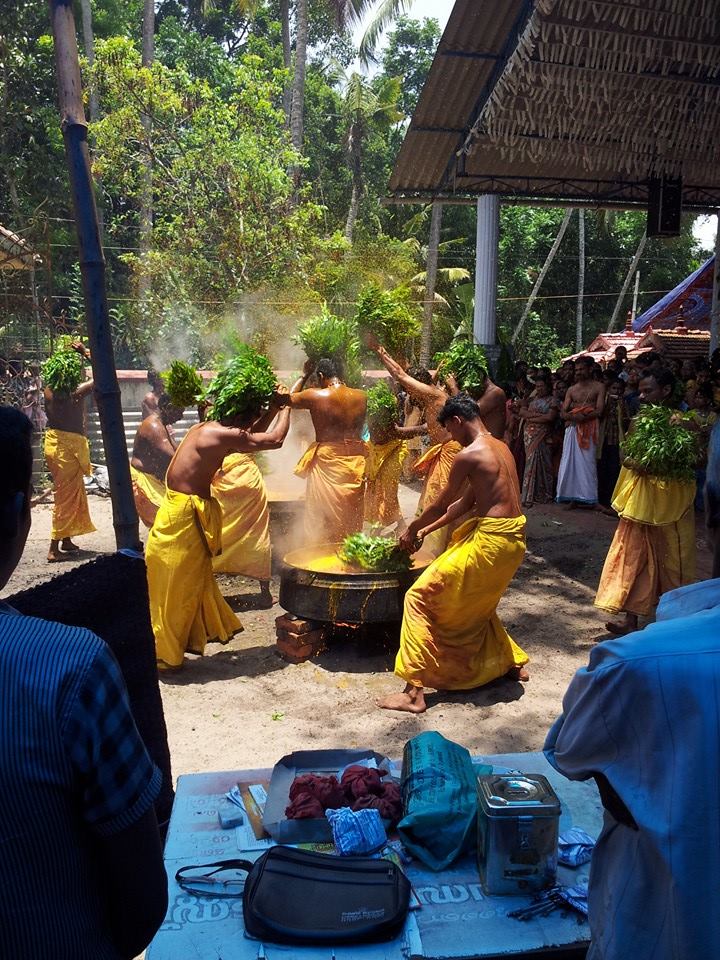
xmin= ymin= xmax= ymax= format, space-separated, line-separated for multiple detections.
xmin=293 ymin=306 xmax=361 ymax=386
xmin=433 ymin=341 xmax=489 ymax=397
xmin=204 ymin=344 xmax=277 ymax=421
xmin=339 ymin=533 xmax=411 ymax=573
xmin=381 ymin=17 xmax=441 ymax=115
xmin=366 ymin=381 xmax=397 ymax=430
xmin=354 ymin=283 xmax=420 ymax=355
xmin=42 ymin=348 xmax=85 ymax=394
xmin=162 ymin=360 xmax=203 ymax=407
xmin=621 ymin=406 xmax=698 ymax=482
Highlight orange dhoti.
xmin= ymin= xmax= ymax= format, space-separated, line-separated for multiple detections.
xmin=413 ymin=440 xmax=463 ymax=557
xmin=130 ymin=464 xmax=165 ymax=529
xmin=295 ymin=441 xmax=367 ymax=544
xmin=211 ymin=453 xmax=271 ymax=581
xmin=595 ymin=467 xmax=696 ymax=618
xmin=364 ymin=439 xmax=407 ymax=527
xmin=395 ymin=516 xmax=528 ymax=690
xmin=44 ymin=428 xmax=96 ymax=541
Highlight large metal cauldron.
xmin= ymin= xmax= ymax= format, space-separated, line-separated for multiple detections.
xmin=280 ymin=544 xmax=433 ymax=624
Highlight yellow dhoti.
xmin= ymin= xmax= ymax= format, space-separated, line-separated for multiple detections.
xmin=211 ymin=453 xmax=271 ymax=581
xmin=146 ymin=487 xmax=242 ymax=668
xmin=595 ymin=467 xmax=696 ymax=618
xmin=130 ymin=464 xmax=166 ymax=529
xmin=364 ymin=440 xmax=407 ymax=526
xmin=413 ymin=440 xmax=463 ymax=557
xmin=396 ymin=515 xmax=528 ymax=690
xmin=294 ymin=440 xmax=367 ymax=544
xmin=44 ymin=428 xmax=96 ymax=541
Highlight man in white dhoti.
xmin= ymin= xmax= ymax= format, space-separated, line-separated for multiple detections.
xmin=556 ymin=356 xmax=605 ymax=506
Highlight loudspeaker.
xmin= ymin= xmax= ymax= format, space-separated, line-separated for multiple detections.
xmin=647 ymin=176 xmax=682 ymax=237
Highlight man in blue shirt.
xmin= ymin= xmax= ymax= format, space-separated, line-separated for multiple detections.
xmin=545 ymin=421 xmax=720 ymax=959
xmin=0 ymin=407 xmax=168 ymax=959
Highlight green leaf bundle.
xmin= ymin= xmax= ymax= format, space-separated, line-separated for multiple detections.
xmin=621 ymin=405 xmax=698 ymax=482
xmin=366 ymin=381 xmax=398 ymax=431
xmin=339 ymin=533 xmax=412 ymax=573
xmin=293 ymin=306 xmax=361 ymax=387
xmin=433 ymin=341 xmax=489 ymax=397
xmin=204 ymin=345 xmax=276 ymax=421
xmin=353 ymin=283 xmax=420 ymax=355
xmin=41 ymin=348 xmax=85 ymax=394
xmin=162 ymin=360 xmax=203 ymax=407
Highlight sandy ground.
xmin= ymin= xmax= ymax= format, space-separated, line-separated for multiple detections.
xmin=5 ymin=483 xmax=713 ymax=780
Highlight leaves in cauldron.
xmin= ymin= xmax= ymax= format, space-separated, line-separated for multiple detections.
xmin=353 ymin=282 xmax=420 ymax=355
xmin=621 ymin=405 xmax=698 ymax=482
xmin=161 ymin=360 xmax=203 ymax=408
xmin=433 ymin=340 xmax=489 ymax=397
xmin=203 ymin=345 xmax=276 ymax=421
xmin=41 ymin=341 xmax=86 ymax=394
xmin=366 ymin=381 xmax=398 ymax=431
xmin=293 ymin=305 xmax=361 ymax=387
xmin=339 ymin=533 xmax=412 ymax=573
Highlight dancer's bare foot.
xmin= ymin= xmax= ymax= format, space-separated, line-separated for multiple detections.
xmin=47 ymin=546 xmax=62 ymax=562
xmin=258 ymin=582 xmax=275 ymax=609
xmin=376 ymin=684 xmax=426 ymax=714
xmin=506 ymin=664 xmax=530 ymax=682
xmin=60 ymin=538 xmax=80 ymax=552
xmin=605 ymin=613 xmax=638 ymax=636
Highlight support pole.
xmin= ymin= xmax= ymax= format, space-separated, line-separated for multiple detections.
xmin=473 ymin=194 xmax=500 ymax=353
xmin=631 ymin=270 xmax=640 ymax=323
xmin=420 ymin=201 xmax=442 ymax=365
xmin=575 ymin=209 xmax=585 ymax=351
xmin=607 ymin=232 xmax=647 ymax=332
xmin=512 ymin=208 xmax=572 ymax=344
xmin=711 ymin=213 xmax=720 ymax=355
xmin=48 ymin=0 xmax=140 ymax=552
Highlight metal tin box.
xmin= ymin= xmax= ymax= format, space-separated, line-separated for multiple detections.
xmin=477 ymin=774 xmax=561 ymax=895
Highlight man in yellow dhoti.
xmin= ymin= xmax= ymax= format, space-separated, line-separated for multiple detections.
xmin=285 ymin=358 xmax=367 ymax=544
xmin=595 ymin=371 xmax=697 ymax=635
xmin=43 ymin=342 xmax=96 ymax=562
xmin=146 ymin=350 xmax=290 ymax=670
xmin=130 ymin=393 xmax=185 ymax=528
xmin=211 ymin=452 xmax=272 ymax=607
xmin=364 ymin=433 xmax=407 ymax=527
xmin=377 ymin=394 xmax=528 ymax=714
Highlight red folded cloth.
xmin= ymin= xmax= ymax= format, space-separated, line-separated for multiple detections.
xmin=285 ymin=791 xmax=325 ymax=819
xmin=340 ymin=765 xmax=388 ymax=800
xmin=352 ymin=781 xmax=402 ymax=824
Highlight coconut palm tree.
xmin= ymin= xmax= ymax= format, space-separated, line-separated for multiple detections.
xmin=341 ymin=72 xmax=402 ymax=242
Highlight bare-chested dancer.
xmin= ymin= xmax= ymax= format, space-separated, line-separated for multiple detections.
xmin=44 ymin=342 xmax=96 ymax=561
xmin=377 ymin=394 xmax=529 ymax=714
xmin=280 ymin=357 xmax=367 ymax=544
xmin=445 ymin=371 xmax=507 ymax=441
xmin=556 ymin=355 xmax=605 ymax=507
xmin=141 ymin=369 xmax=164 ymax=419
xmin=146 ymin=384 xmax=290 ymax=670
xmin=365 ymin=334 xmax=463 ymax=556
xmin=129 ymin=394 xmax=184 ymax=529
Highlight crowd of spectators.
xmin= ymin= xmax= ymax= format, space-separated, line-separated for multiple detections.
xmin=501 ymin=345 xmax=720 ymax=511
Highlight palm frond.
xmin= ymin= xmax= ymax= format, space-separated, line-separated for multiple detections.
xmin=358 ymin=0 xmax=415 ymax=66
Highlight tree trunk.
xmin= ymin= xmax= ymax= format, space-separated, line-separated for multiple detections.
xmin=344 ymin=133 xmax=363 ymax=244
xmin=289 ymin=0 xmax=308 ymax=188
xmin=420 ymin=201 xmax=443 ymax=365
xmin=79 ymin=0 xmax=103 ymax=236
xmin=138 ymin=0 xmax=155 ymax=305
xmin=575 ymin=209 xmax=585 ymax=352
xmin=47 ymin=0 xmax=140 ymax=551
xmin=280 ymin=0 xmax=292 ymax=125
xmin=512 ymin=208 xmax=572 ymax=344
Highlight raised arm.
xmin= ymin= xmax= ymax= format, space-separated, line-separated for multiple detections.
xmin=365 ymin=334 xmax=439 ymax=402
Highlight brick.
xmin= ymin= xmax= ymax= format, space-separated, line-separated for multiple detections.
xmin=276 ymin=626 xmax=326 ymax=650
xmin=275 ymin=614 xmax=320 ymax=636
xmin=276 ymin=636 xmax=317 ymax=663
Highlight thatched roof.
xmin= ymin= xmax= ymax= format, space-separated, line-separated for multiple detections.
xmin=0 ymin=224 xmax=42 ymax=271
xmin=389 ymin=0 xmax=720 ymax=209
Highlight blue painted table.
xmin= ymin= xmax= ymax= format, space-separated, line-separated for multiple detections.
xmin=147 ymin=752 xmax=602 ymax=960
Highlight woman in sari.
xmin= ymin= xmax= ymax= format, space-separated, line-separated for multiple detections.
xmin=519 ymin=376 xmax=558 ymax=507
